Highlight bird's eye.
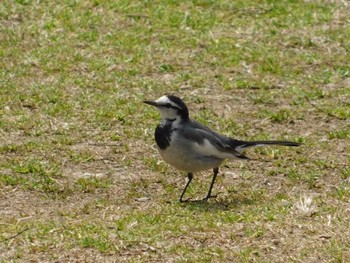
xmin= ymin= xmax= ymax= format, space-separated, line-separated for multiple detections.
xmin=165 ymin=103 xmax=171 ymax=108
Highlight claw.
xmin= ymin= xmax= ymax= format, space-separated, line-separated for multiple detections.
xmin=180 ymin=192 xmax=223 ymax=203
xmin=180 ymin=197 xmax=207 ymax=203
xmin=179 ymin=197 xmax=192 ymax=203
xmin=202 ymin=192 xmax=222 ymax=201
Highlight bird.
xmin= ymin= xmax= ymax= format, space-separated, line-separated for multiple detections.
xmin=144 ymin=95 xmax=301 ymax=202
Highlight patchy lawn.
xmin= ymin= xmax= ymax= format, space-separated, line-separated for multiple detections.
xmin=1 ymin=0 xmax=349 ymax=262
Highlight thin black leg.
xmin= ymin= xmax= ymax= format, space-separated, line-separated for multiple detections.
xmin=179 ymin=173 xmax=193 ymax=202
xmin=203 ymin=167 xmax=220 ymax=201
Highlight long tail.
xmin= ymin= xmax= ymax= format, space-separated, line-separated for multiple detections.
xmin=229 ymin=139 xmax=301 ymax=153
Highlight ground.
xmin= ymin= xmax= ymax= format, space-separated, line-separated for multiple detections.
xmin=0 ymin=0 xmax=349 ymax=262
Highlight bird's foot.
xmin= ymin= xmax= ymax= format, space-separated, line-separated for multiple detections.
xmin=202 ymin=192 xmax=222 ymax=201
xmin=180 ymin=192 xmax=223 ymax=203
xmin=180 ymin=198 xmax=205 ymax=203
xmin=180 ymin=198 xmax=207 ymax=203
xmin=179 ymin=197 xmax=192 ymax=203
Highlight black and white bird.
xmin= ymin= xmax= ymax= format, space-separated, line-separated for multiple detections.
xmin=144 ymin=95 xmax=300 ymax=202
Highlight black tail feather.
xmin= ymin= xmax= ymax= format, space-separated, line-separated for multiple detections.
xmin=229 ymin=139 xmax=301 ymax=151
xmin=244 ymin=140 xmax=301 ymax=147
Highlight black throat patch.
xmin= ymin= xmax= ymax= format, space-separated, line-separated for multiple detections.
xmin=155 ymin=121 xmax=174 ymax=150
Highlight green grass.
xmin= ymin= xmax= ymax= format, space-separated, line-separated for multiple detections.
xmin=1 ymin=0 xmax=350 ymax=261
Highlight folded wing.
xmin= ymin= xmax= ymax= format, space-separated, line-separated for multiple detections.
xmin=177 ymin=125 xmax=249 ymax=160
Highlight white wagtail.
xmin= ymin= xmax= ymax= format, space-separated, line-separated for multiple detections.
xmin=144 ymin=95 xmax=301 ymax=202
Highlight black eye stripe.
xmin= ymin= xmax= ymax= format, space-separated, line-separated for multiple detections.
xmin=162 ymin=103 xmax=180 ymax=110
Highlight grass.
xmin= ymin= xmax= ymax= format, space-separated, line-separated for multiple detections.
xmin=1 ymin=0 xmax=350 ymax=261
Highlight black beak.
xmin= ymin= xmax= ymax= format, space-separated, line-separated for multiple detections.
xmin=143 ymin=100 xmax=158 ymax=107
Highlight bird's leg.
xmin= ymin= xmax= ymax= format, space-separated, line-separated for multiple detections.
xmin=203 ymin=167 xmax=220 ymax=201
xmin=179 ymin=173 xmax=193 ymax=202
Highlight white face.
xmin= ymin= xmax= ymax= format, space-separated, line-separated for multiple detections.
xmin=154 ymin=96 xmax=181 ymax=120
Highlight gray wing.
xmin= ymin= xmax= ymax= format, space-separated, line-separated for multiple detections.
xmin=177 ymin=123 xmax=249 ymax=160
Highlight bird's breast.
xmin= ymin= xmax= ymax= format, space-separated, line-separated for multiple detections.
xmin=154 ymin=122 xmax=174 ymax=150
xmin=156 ymin=132 xmax=224 ymax=173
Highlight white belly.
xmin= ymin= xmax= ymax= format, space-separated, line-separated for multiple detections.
xmin=157 ymin=134 xmax=224 ymax=173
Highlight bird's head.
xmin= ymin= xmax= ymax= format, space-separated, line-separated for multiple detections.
xmin=144 ymin=95 xmax=189 ymax=121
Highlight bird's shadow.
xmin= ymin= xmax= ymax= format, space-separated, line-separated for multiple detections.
xmin=167 ymin=195 xmax=259 ymax=212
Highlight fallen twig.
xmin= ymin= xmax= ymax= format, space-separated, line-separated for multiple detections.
xmin=125 ymin=14 xmax=149 ymax=18
xmin=4 ymin=227 xmax=29 ymax=241
xmin=88 ymin=143 xmax=121 ymax=147
xmin=305 ymin=96 xmax=343 ymax=120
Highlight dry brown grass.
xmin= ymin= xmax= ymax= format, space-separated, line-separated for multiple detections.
xmin=1 ymin=0 xmax=349 ymax=262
